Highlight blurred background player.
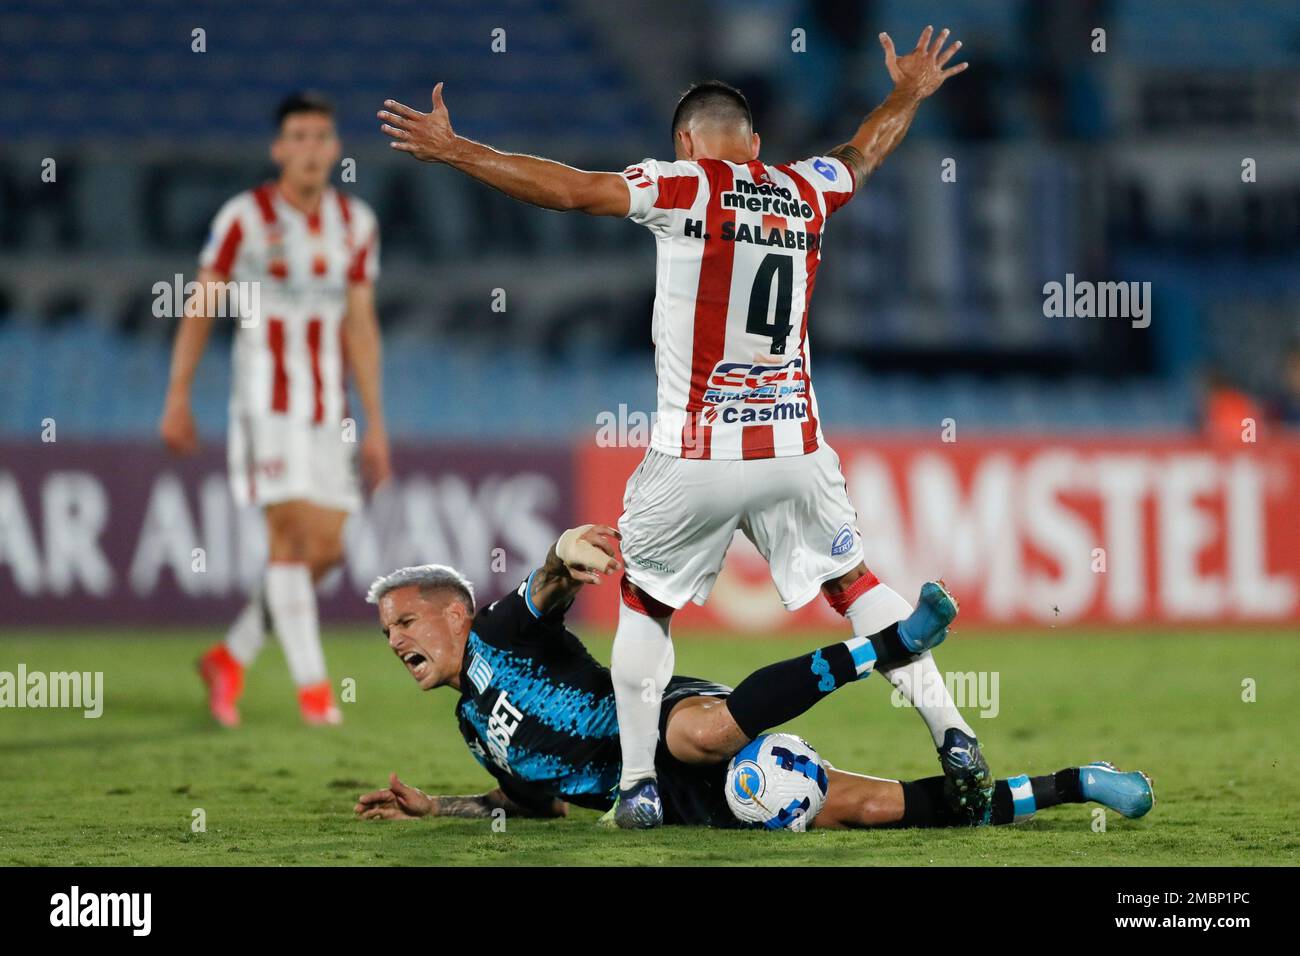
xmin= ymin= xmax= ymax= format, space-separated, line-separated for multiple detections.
xmin=377 ymin=27 xmax=986 ymax=828
xmin=1266 ymin=342 xmax=1300 ymax=429
xmin=160 ymin=92 xmax=390 ymax=726
xmin=1200 ymin=367 xmax=1265 ymax=444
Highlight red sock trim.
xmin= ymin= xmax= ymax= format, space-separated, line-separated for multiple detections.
xmin=620 ymin=574 xmax=674 ymax=618
xmin=824 ymin=569 xmax=880 ymax=616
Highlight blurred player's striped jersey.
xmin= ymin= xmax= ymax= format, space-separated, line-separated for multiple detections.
xmin=199 ymin=184 xmax=380 ymax=426
xmin=622 ymin=154 xmax=855 ymax=460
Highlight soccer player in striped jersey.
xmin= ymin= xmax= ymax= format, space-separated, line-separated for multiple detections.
xmin=162 ymin=92 xmax=390 ymax=727
xmin=378 ymin=27 xmax=984 ymax=827
xmin=355 ymin=525 xmax=1154 ymax=830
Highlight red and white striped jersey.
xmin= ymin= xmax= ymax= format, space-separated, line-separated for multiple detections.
xmin=622 ymin=154 xmax=855 ymax=460
xmin=199 ymin=183 xmax=379 ymax=426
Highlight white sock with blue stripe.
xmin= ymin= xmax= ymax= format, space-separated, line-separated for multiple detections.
xmin=1006 ymin=773 xmax=1038 ymax=823
xmin=841 ymin=636 xmax=878 ymax=679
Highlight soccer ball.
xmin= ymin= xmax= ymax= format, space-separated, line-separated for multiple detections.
xmin=724 ymin=732 xmax=829 ymax=831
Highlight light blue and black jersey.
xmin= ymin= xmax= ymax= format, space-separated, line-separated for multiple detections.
xmin=455 ymin=575 xmax=623 ymax=812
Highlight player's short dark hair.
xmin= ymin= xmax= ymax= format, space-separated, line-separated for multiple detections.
xmin=274 ymin=91 xmax=335 ymax=130
xmin=671 ymin=80 xmax=753 ymax=137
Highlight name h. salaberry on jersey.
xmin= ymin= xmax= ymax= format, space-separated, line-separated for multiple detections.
xmin=199 ymin=184 xmax=380 ymax=427
xmin=622 ymin=155 xmax=855 ymax=461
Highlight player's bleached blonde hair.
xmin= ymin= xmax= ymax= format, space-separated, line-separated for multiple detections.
xmin=365 ymin=564 xmax=476 ymax=614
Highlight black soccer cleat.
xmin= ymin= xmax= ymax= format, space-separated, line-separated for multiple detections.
xmin=938 ymin=728 xmax=994 ymax=826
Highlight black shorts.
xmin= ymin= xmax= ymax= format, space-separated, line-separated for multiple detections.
xmin=654 ymin=675 xmax=742 ymax=828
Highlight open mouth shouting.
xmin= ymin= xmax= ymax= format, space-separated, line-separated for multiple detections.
xmin=401 ymin=651 xmax=430 ymax=684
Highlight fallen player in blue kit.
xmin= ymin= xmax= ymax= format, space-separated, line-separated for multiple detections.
xmin=355 ymin=524 xmax=1155 ymax=829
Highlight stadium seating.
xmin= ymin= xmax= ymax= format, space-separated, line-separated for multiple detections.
xmin=0 ymin=320 xmax=1197 ymax=439
xmin=0 ymin=0 xmax=649 ymax=145
xmin=0 ymin=0 xmax=1295 ymax=441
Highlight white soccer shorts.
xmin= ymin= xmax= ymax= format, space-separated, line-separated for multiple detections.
xmin=618 ymin=442 xmax=865 ymax=611
xmin=228 ymin=414 xmax=362 ymax=513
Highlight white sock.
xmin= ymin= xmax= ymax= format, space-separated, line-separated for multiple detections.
xmin=842 ymin=582 xmax=975 ymax=748
xmin=882 ymin=650 xmax=975 ymax=747
xmin=843 ymin=581 xmax=914 ymax=636
xmin=264 ymin=562 xmax=326 ymax=687
xmin=611 ymin=598 xmax=674 ymax=791
xmin=224 ymin=594 xmax=266 ymax=666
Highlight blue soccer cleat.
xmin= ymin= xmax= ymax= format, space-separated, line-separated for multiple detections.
xmin=939 ymin=728 xmax=994 ymax=826
xmin=1080 ymin=761 xmax=1155 ymax=819
xmin=898 ymin=580 xmax=959 ymax=654
xmin=602 ymin=778 xmax=663 ymax=829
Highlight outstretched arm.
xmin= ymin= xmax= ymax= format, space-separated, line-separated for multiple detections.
xmin=378 ymin=84 xmax=630 ymax=216
xmin=829 ymin=26 xmax=968 ymax=190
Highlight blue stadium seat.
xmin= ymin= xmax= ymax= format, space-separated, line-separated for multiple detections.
xmin=0 ymin=0 xmax=650 ymax=144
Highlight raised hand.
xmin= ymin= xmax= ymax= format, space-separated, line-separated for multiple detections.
xmin=378 ymin=83 xmax=458 ymax=163
xmin=879 ymin=26 xmax=967 ymax=100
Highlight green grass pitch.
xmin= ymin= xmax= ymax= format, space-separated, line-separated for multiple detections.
xmin=1 ymin=628 xmax=1297 ymax=866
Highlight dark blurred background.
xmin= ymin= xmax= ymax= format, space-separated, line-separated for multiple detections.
xmin=4 ymin=0 xmax=1299 ymax=440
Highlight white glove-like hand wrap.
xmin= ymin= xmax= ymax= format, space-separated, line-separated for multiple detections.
xmin=556 ymin=524 xmax=614 ymax=573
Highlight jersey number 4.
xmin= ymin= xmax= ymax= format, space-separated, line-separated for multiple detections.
xmin=746 ymin=254 xmax=794 ymax=355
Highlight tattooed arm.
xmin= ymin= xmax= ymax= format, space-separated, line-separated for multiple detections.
xmin=526 ymin=524 xmax=622 ymax=616
xmin=430 ymin=788 xmax=567 ymax=820
xmin=829 ymin=26 xmax=968 ymax=190
xmin=355 ymin=774 xmax=567 ymax=820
